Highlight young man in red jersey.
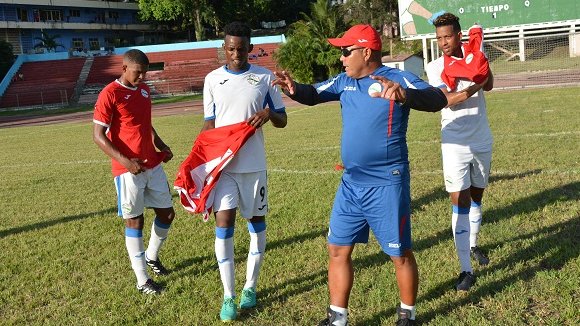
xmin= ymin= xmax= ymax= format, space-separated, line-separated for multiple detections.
xmin=93 ymin=49 xmax=175 ymax=295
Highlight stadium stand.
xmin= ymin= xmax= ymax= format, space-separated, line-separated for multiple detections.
xmin=0 ymin=58 xmax=86 ymax=108
xmin=0 ymin=43 xmax=281 ymax=108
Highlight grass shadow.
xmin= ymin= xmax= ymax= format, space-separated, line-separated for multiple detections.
xmin=0 ymin=207 xmax=116 ymax=239
xmin=357 ymin=181 xmax=579 ymax=325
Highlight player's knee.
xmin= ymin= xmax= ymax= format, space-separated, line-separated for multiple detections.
xmin=328 ymin=245 xmax=353 ymax=261
xmin=390 ymin=250 xmax=416 ymax=267
xmin=156 ymin=208 xmax=175 ymax=224
xmin=124 ymin=215 xmax=144 ymax=229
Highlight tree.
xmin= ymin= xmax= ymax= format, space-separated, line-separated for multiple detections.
xmin=34 ymin=31 xmax=64 ymax=52
xmin=0 ymin=40 xmax=15 ymax=80
xmin=274 ymin=0 xmax=346 ymax=83
xmin=342 ymin=0 xmax=397 ymax=29
xmin=138 ymin=0 xmax=217 ymax=41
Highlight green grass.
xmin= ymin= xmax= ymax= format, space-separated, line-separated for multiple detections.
xmin=0 ymin=94 xmax=201 ymax=117
xmin=0 ymin=87 xmax=578 ymax=325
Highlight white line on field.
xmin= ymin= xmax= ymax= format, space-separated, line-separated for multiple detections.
xmin=287 ymin=107 xmax=311 ymax=115
xmin=269 ymin=168 xmax=579 ymax=176
xmin=499 ymin=131 xmax=580 ymax=137
xmin=2 ymin=159 xmax=578 ymax=178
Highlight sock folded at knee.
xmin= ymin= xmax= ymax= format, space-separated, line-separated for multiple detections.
xmin=452 ymin=205 xmax=472 ymax=273
xmin=244 ymin=221 xmax=266 ymax=290
xmin=215 ymin=226 xmax=235 ymax=298
xmin=469 ymin=201 xmax=482 ymax=248
xmin=125 ymin=227 xmax=149 ymax=285
xmin=146 ymin=217 xmax=171 ymax=261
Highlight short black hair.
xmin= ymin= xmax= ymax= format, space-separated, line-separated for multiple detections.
xmin=434 ymin=13 xmax=461 ymax=33
xmin=224 ymin=21 xmax=251 ymax=39
xmin=124 ymin=49 xmax=149 ymax=65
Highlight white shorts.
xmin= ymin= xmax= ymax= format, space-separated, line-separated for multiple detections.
xmin=441 ymin=145 xmax=492 ymax=193
xmin=212 ymin=171 xmax=268 ymax=218
xmin=114 ymin=164 xmax=173 ymax=219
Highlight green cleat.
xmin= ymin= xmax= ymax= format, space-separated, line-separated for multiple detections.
xmin=239 ymin=288 xmax=257 ymax=309
xmin=220 ymin=297 xmax=237 ymax=322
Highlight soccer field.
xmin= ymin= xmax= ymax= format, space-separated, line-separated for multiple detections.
xmin=0 ymin=87 xmax=578 ymax=325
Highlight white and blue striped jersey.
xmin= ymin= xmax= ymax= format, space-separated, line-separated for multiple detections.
xmin=426 ymin=57 xmax=493 ymax=151
xmin=203 ymin=64 xmax=286 ymax=173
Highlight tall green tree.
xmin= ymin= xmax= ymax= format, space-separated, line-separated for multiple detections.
xmin=139 ymin=0 xmax=217 ymax=41
xmin=0 ymin=40 xmax=15 ymax=80
xmin=274 ymin=0 xmax=346 ymax=83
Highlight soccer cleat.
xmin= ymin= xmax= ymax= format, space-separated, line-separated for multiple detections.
xmin=470 ymin=246 xmax=490 ymax=266
xmin=396 ymin=304 xmax=417 ymax=326
xmin=220 ymin=297 xmax=237 ymax=322
xmin=318 ymin=307 xmax=348 ymax=326
xmin=136 ymin=279 xmax=162 ymax=295
xmin=146 ymin=257 xmax=169 ymax=276
xmin=455 ymin=271 xmax=476 ymax=291
xmin=239 ymin=287 xmax=257 ymax=309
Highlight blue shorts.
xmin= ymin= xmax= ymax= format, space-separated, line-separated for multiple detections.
xmin=328 ymin=178 xmax=412 ymax=257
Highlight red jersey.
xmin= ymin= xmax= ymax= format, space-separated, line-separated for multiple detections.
xmin=441 ymin=25 xmax=490 ymax=90
xmin=93 ymin=80 xmax=164 ymax=176
xmin=174 ymin=122 xmax=256 ymax=220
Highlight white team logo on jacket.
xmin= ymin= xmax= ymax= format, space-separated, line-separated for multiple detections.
xmin=465 ymin=53 xmax=474 ymax=64
xmin=368 ymin=82 xmax=382 ymax=96
xmin=141 ymin=89 xmax=149 ymax=98
xmin=246 ymin=74 xmax=260 ymax=85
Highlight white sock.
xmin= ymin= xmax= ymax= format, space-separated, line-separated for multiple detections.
xmin=469 ymin=201 xmax=482 ymax=248
xmin=244 ymin=221 xmax=266 ymax=290
xmin=146 ymin=217 xmax=171 ymax=261
xmin=400 ymin=302 xmax=416 ymax=320
xmin=125 ymin=227 xmax=149 ymax=286
xmin=452 ymin=205 xmax=472 ymax=273
xmin=215 ymin=226 xmax=235 ymax=298
xmin=329 ymin=305 xmax=348 ymax=326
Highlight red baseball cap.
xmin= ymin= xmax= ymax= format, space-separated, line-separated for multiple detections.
xmin=327 ymin=24 xmax=382 ymax=51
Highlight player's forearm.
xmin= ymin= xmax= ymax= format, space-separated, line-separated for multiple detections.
xmin=406 ymin=87 xmax=448 ymax=112
xmin=269 ymin=110 xmax=287 ymax=128
xmin=483 ymin=71 xmax=494 ymax=91
xmin=285 ymin=83 xmax=324 ymax=106
xmin=93 ymin=131 xmax=129 ymax=164
xmin=152 ymin=128 xmax=169 ymax=150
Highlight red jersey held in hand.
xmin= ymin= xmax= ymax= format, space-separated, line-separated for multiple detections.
xmin=174 ymin=122 xmax=256 ymax=221
xmin=441 ymin=25 xmax=490 ymax=90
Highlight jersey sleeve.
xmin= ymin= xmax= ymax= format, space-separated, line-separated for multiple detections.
xmin=93 ymin=87 xmax=115 ymax=128
xmin=313 ymin=74 xmax=343 ymax=102
xmin=264 ymin=72 xmax=286 ymax=113
xmin=426 ymin=60 xmax=447 ymax=89
xmin=397 ymin=70 xmax=433 ymax=90
xmin=203 ymin=75 xmax=216 ymax=121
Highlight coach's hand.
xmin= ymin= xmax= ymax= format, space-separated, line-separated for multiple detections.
xmin=369 ymin=75 xmax=407 ymax=104
xmin=272 ymin=71 xmax=296 ymax=95
xmin=248 ymin=109 xmax=270 ymax=128
xmin=125 ymin=158 xmax=147 ymax=174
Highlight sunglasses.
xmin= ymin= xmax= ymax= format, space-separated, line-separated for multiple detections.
xmin=341 ymin=47 xmax=365 ymax=57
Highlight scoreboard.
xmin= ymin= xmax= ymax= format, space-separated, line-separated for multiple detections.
xmin=399 ymin=0 xmax=580 ymax=37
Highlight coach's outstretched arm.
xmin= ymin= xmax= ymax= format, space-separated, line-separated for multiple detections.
xmin=369 ymin=75 xmax=448 ymax=112
xmin=272 ymin=71 xmax=324 ymax=106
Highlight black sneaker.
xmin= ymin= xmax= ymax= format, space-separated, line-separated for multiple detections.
xmin=455 ymin=271 xmax=476 ymax=291
xmin=146 ymin=257 xmax=169 ymax=276
xmin=136 ymin=279 xmax=162 ymax=295
xmin=318 ymin=307 xmax=348 ymax=326
xmin=470 ymin=246 xmax=490 ymax=266
xmin=396 ymin=305 xmax=417 ymax=326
